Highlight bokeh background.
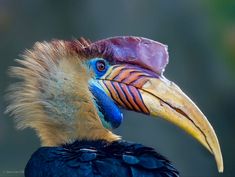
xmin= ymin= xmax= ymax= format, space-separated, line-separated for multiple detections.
xmin=0 ymin=0 xmax=234 ymax=177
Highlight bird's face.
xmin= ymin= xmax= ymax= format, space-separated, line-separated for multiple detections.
xmin=83 ymin=37 xmax=223 ymax=172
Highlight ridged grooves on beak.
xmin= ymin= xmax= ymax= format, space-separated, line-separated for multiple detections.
xmin=100 ymin=80 xmax=149 ymax=114
xmin=99 ymin=65 xmax=223 ymax=172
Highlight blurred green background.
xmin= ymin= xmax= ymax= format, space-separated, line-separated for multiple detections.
xmin=0 ymin=0 xmax=235 ymax=177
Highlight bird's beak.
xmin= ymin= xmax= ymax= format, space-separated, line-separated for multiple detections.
xmin=98 ymin=64 xmax=223 ymax=172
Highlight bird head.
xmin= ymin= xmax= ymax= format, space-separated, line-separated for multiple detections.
xmin=6 ymin=36 xmax=223 ymax=172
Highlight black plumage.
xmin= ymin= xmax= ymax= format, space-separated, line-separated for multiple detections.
xmin=25 ymin=140 xmax=179 ymax=177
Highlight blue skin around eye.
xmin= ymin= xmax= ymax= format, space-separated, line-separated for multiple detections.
xmin=87 ymin=58 xmax=109 ymax=78
xmin=89 ymin=84 xmax=123 ymax=129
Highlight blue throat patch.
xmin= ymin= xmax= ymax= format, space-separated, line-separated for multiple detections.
xmin=89 ymin=84 xmax=123 ymax=129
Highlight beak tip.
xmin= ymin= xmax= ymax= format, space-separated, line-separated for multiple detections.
xmin=218 ymin=165 xmax=224 ymax=173
xmin=217 ymin=156 xmax=224 ymax=173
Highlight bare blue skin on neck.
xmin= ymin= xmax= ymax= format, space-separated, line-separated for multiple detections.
xmin=89 ymin=84 xmax=123 ymax=129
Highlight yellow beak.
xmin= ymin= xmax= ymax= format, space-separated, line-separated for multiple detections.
xmin=99 ymin=64 xmax=223 ymax=172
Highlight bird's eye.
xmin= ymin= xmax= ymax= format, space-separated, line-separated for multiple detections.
xmin=96 ymin=60 xmax=106 ymax=72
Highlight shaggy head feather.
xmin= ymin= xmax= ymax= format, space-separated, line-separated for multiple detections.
xmin=6 ymin=39 xmax=119 ymax=146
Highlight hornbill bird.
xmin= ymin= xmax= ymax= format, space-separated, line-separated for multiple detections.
xmin=6 ymin=36 xmax=223 ymax=177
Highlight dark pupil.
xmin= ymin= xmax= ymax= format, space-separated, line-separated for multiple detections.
xmin=97 ymin=61 xmax=105 ymax=71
